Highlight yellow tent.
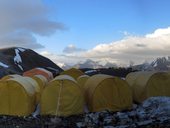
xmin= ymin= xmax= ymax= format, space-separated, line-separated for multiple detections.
xmin=1 ymin=74 xmax=22 ymax=81
xmin=23 ymin=77 xmax=41 ymax=104
xmin=40 ymin=75 xmax=84 ymax=116
xmin=84 ymin=74 xmax=132 ymax=112
xmin=125 ymin=71 xmax=144 ymax=87
xmin=31 ymin=75 xmax=48 ymax=92
xmin=126 ymin=71 xmax=170 ymax=103
xmin=0 ymin=77 xmax=36 ymax=116
xmin=60 ymin=68 xmax=85 ymax=80
xmin=77 ymin=75 xmax=90 ymax=92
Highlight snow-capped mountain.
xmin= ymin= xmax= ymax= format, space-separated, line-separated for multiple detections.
xmin=59 ymin=56 xmax=170 ymax=71
xmin=132 ymin=56 xmax=170 ymax=71
xmin=0 ymin=47 xmax=63 ymax=78
xmin=74 ymin=59 xmax=103 ymax=69
xmin=73 ymin=59 xmax=117 ymax=69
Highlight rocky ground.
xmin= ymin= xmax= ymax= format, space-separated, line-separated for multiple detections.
xmin=0 ymin=97 xmax=170 ymax=128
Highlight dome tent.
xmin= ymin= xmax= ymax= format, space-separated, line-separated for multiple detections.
xmin=23 ymin=68 xmax=53 ymax=81
xmin=31 ymin=75 xmax=48 ymax=92
xmin=77 ymin=75 xmax=90 ymax=92
xmin=0 ymin=77 xmax=36 ymax=116
xmin=125 ymin=71 xmax=144 ymax=87
xmin=23 ymin=77 xmax=41 ymax=104
xmin=1 ymin=74 xmax=22 ymax=81
xmin=40 ymin=75 xmax=84 ymax=116
xmin=84 ymin=74 xmax=132 ymax=112
xmin=1 ymin=75 xmax=40 ymax=104
xmin=60 ymin=68 xmax=85 ymax=80
xmin=126 ymin=71 xmax=170 ymax=103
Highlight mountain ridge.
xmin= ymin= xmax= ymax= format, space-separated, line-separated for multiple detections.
xmin=60 ymin=57 xmax=170 ymax=71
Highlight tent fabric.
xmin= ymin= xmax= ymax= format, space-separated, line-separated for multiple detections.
xmin=77 ymin=75 xmax=90 ymax=92
xmin=55 ymin=75 xmax=77 ymax=83
xmin=40 ymin=75 xmax=84 ymax=116
xmin=0 ymin=77 xmax=36 ymax=116
xmin=36 ymin=68 xmax=53 ymax=80
xmin=126 ymin=71 xmax=170 ymax=103
xmin=125 ymin=72 xmax=145 ymax=87
xmin=60 ymin=68 xmax=85 ymax=80
xmin=23 ymin=68 xmax=53 ymax=81
xmin=84 ymin=74 xmax=132 ymax=112
xmin=31 ymin=75 xmax=48 ymax=92
xmin=23 ymin=77 xmax=40 ymax=104
xmin=1 ymin=74 xmax=22 ymax=81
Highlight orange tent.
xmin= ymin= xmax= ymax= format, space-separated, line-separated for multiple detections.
xmin=23 ymin=68 xmax=53 ymax=81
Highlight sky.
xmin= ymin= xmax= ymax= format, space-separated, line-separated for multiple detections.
xmin=0 ymin=0 xmax=170 ymax=67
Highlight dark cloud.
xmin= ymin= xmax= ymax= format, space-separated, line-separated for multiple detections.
xmin=0 ymin=0 xmax=65 ymax=49
xmin=136 ymin=43 xmax=147 ymax=48
xmin=63 ymin=45 xmax=86 ymax=53
xmin=0 ymin=31 xmax=44 ymax=49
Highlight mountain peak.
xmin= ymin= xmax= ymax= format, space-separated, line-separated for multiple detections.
xmin=0 ymin=47 xmax=63 ymax=78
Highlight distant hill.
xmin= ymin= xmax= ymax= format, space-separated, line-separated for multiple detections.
xmin=0 ymin=47 xmax=63 ymax=78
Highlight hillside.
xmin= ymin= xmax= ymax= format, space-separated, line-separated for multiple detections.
xmin=0 ymin=47 xmax=63 ymax=78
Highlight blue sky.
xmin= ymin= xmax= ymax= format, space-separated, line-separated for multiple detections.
xmin=0 ymin=0 xmax=170 ymax=67
xmin=38 ymin=0 xmax=170 ymax=54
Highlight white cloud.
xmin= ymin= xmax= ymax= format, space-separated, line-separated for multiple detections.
xmin=40 ymin=26 xmax=170 ymax=67
xmin=146 ymin=27 xmax=170 ymax=38
xmin=39 ymin=51 xmax=80 ymax=66
xmin=0 ymin=0 xmax=65 ymax=49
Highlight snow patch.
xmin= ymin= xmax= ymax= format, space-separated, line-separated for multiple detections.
xmin=14 ymin=49 xmax=22 ymax=63
xmin=85 ymin=69 xmax=97 ymax=74
xmin=13 ymin=48 xmax=24 ymax=71
xmin=18 ymin=47 xmax=26 ymax=52
xmin=18 ymin=64 xmax=23 ymax=71
xmin=140 ymin=97 xmax=170 ymax=117
xmin=32 ymin=104 xmax=40 ymax=117
xmin=0 ymin=62 xmax=9 ymax=68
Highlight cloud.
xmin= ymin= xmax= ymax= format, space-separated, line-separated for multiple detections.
xmin=40 ymin=50 xmax=87 ymax=67
xmin=83 ymin=26 xmax=170 ymax=65
xmin=135 ymin=43 xmax=147 ymax=48
xmin=0 ymin=0 xmax=65 ymax=49
xmin=40 ymin=26 xmax=170 ymax=67
xmin=63 ymin=44 xmax=86 ymax=53
xmin=146 ymin=27 xmax=170 ymax=38
xmin=0 ymin=31 xmax=44 ymax=49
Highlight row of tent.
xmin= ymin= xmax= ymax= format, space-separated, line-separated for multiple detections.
xmin=41 ymin=74 xmax=133 ymax=116
xmin=0 ymin=67 xmax=170 ymax=117
xmin=0 ymin=68 xmax=52 ymax=116
xmin=45 ymin=68 xmax=170 ymax=116
xmin=0 ymin=68 xmax=132 ymax=116
xmin=126 ymin=71 xmax=170 ymax=103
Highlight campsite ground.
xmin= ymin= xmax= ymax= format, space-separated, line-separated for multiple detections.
xmin=0 ymin=97 xmax=170 ymax=128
